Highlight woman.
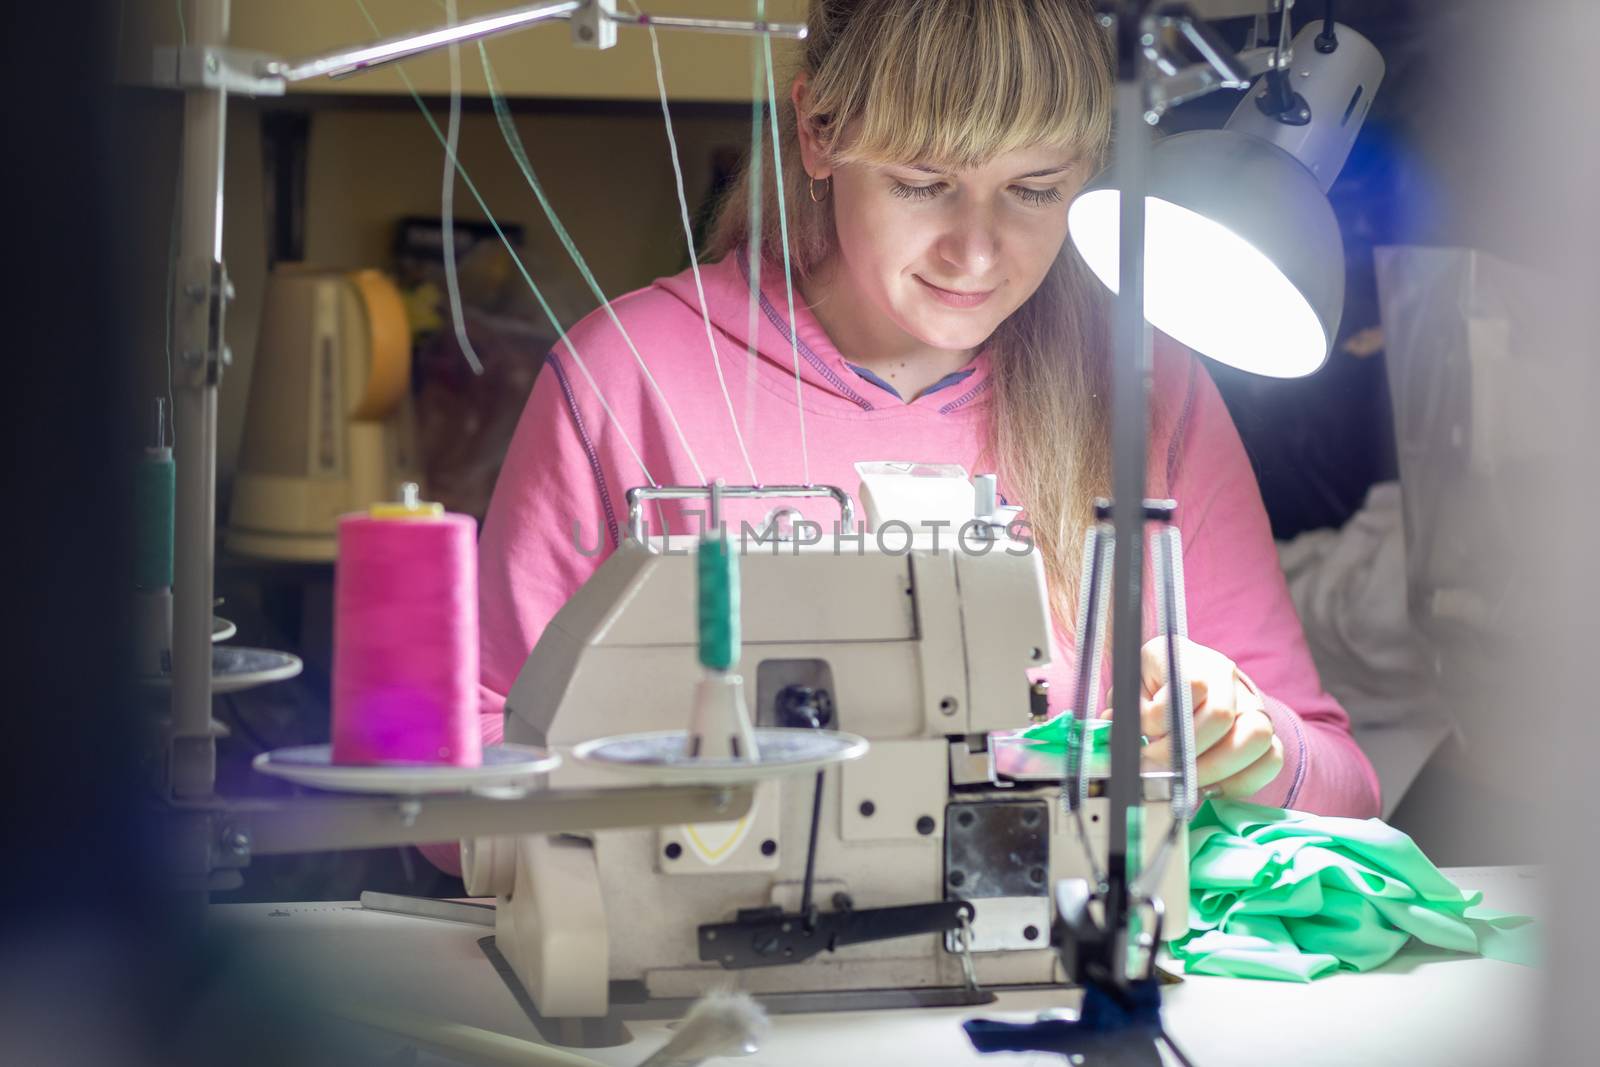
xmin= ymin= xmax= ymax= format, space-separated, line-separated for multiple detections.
xmin=473 ymin=0 xmax=1380 ymax=841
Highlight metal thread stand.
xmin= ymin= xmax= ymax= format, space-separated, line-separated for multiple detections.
xmin=1061 ymin=501 xmax=1199 ymax=943
xmin=168 ymin=0 xmax=228 ymax=802
xmin=1103 ymin=0 xmax=1156 ymax=981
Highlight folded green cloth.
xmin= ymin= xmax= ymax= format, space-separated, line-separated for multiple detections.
xmin=1169 ymin=798 xmax=1539 ymax=981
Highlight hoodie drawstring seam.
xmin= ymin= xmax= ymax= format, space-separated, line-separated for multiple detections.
xmin=547 ymin=351 xmax=621 ymax=550
xmin=737 ymin=256 xmax=877 ymax=412
xmin=938 ymin=377 xmax=993 ymax=414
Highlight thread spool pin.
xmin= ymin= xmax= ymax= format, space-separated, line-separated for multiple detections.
xmin=401 ymin=482 xmax=420 ymax=510
xmin=152 ymin=397 xmax=167 ymax=450
xmin=709 ymin=479 xmax=724 ymax=535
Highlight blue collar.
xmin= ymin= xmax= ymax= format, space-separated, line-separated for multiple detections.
xmin=843 ymin=362 xmax=976 ymax=402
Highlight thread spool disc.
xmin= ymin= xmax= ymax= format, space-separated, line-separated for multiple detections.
xmin=212 ymin=616 xmax=237 ymax=643
xmin=253 ymin=743 xmax=560 ymax=794
xmin=138 ymin=646 xmax=302 ymax=695
xmin=572 ymin=728 xmax=869 ymax=784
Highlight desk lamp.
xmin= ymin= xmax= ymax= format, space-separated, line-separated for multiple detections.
xmin=1070 ymin=9 xmax=1384 ymax=377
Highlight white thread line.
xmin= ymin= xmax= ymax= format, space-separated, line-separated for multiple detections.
xmin=442 ymin=0 xmax=485 ymax=375
xmin=762 ymin=31 xmax=810 ymax=487
xmin=743 ymin=0 xmax=766 ymax=482
xmin=479 ymin=44 xmax=703 ymax=484
xmin=642 ymin=18 xmax=760 ymax=488
xmin=353 ymin=0 xmax=656 ymax=487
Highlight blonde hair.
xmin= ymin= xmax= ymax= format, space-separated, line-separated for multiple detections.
xmin=709 ymin=0 xmax=1116 ymax=632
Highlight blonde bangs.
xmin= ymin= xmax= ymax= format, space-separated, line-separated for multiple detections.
xmin=813 ymin=0 xmax=1113 ymax=170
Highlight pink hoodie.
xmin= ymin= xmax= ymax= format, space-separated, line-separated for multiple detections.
xmin=445 ymin=255 xmax=1379 ymax=870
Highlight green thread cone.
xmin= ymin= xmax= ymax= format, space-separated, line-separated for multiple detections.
xmin=134 ymin=450 xmax=175 ymax=590
xmin=697 ymin=535 xmax=740 ymax=671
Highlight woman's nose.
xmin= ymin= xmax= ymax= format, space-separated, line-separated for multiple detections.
xmin=936 ymin=203 xmax=1000 ymax=279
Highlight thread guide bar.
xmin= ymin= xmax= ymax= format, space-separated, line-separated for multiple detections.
xmin=235 ymin=1 xmax=809 ymax=88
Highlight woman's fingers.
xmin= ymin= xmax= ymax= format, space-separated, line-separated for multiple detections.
xmin=1140 ymin=636 xmax=1230 ymax=698
xmin=1141 ymin=699 xmax=1233 ymax=765
xmin=1099 ymin=678 xmax=1206 ymax=739
xmin=1140 ymin=638 xmax=1169 ymax=697
xmin=1140 ymin=678 xmax=1216 ymax=741
xmin=1192 ymin=707 xmax=1275 ymax=786
xmin=1103 ymin=639 xmax=1280 ymax=791
xmin=1209 ymin=734 xmax=1286 ymax=799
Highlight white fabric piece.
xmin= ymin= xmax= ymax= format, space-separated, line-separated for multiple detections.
xmin=855 ymin=462 xmax=976 ymax=533
xmin=1277 ymin=482 xmax=1432 ymax=727
xmin=1277 ymin=482 xmax=1450 ymax=815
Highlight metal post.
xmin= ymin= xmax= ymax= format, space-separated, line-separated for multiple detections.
xmin=169 ymin=0 xmax=230 ymax=799
xmin=1104 ymin=0 xmax=1154 ymax=984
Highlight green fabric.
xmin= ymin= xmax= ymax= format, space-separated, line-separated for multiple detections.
xmin=1169 ymin=798 xmax=1539 ymax=982
xmin=1016 ymin=714 xmax=1146 ymax=782
xmin=1019 ymin=714 xmax=1115 ymax=752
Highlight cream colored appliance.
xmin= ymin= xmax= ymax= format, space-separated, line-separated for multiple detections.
xmin=228 ymin=266 xmax=421 ymax=561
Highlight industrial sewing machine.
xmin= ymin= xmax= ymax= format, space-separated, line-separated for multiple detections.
xmin=466 ymin=477 xmax=1188 ymax=1022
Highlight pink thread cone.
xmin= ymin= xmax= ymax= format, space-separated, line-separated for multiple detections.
xmin=332 ymin=512 xmax=481 ymax=766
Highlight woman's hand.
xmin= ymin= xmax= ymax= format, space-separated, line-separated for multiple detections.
xmin=1103 ymin=637 xmax=1284 ymax=799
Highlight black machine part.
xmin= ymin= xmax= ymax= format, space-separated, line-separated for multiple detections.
xmin=942 ymin=799 xmax=1052 ymax=953
xmin=698 ymin=680 xmax=973 ymax=970
xmin=698 ymin=900 xmax=975 ymax=970
xmin=755 ymin=661 xmax=836 ymax=729
xmin=944 ymin=800 xmax=1050 ymax=899
xmin=773 ymin=684 xmax=835 ymax=729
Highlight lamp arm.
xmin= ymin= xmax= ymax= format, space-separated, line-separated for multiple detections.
xmin=1138 ymin=3 xmax=1291 ymax=121
xmin=1317 ymin=0 xmax=1340 ymax=53
xmin=1255 ymin=0 xmax=1314 ymax=125
xmin=1153 ymin=4 xmax=1251 ymax=84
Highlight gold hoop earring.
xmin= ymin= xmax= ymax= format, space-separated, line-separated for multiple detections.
xmin=808 ymin=176 xmax=831 ymax=203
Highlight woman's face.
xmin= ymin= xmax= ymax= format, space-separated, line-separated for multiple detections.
xmin=797 ymin=88 xmax=1089 ymax=353
xmin=827 ymin=149 xmax=1086 ymax=351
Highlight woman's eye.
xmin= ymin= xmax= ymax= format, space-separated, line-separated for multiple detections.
xmin=1013 ymin=185 xmax=1065 ymax=206
xmin=891 ymin=181 xmax=947 ymax=201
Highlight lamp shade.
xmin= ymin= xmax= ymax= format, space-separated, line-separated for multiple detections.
xmin=1067 ymin=129 xmax=1344 ymax=378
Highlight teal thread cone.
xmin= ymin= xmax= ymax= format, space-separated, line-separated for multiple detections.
xmin=134 ymin=451 xmax=175 ymax=590
xmin=697 ymin=534 xmax=740 ymax=671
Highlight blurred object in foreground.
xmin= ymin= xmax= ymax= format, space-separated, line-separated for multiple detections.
xmin=1376 ymin=246 xmax=1571 ymax=640
xmin=1278 ymin=482 xmax=1445 ymax=816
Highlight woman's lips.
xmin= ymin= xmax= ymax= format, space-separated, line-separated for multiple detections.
xmin=915 ymin=275 xmax=996 ymax=309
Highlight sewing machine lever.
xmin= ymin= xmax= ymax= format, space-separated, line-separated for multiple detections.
xmin=698 ymin=900 xmax=975 ymax=969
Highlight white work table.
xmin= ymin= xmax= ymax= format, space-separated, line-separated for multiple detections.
xmin=214 ymin=866 xmax=1541 ymax=1066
